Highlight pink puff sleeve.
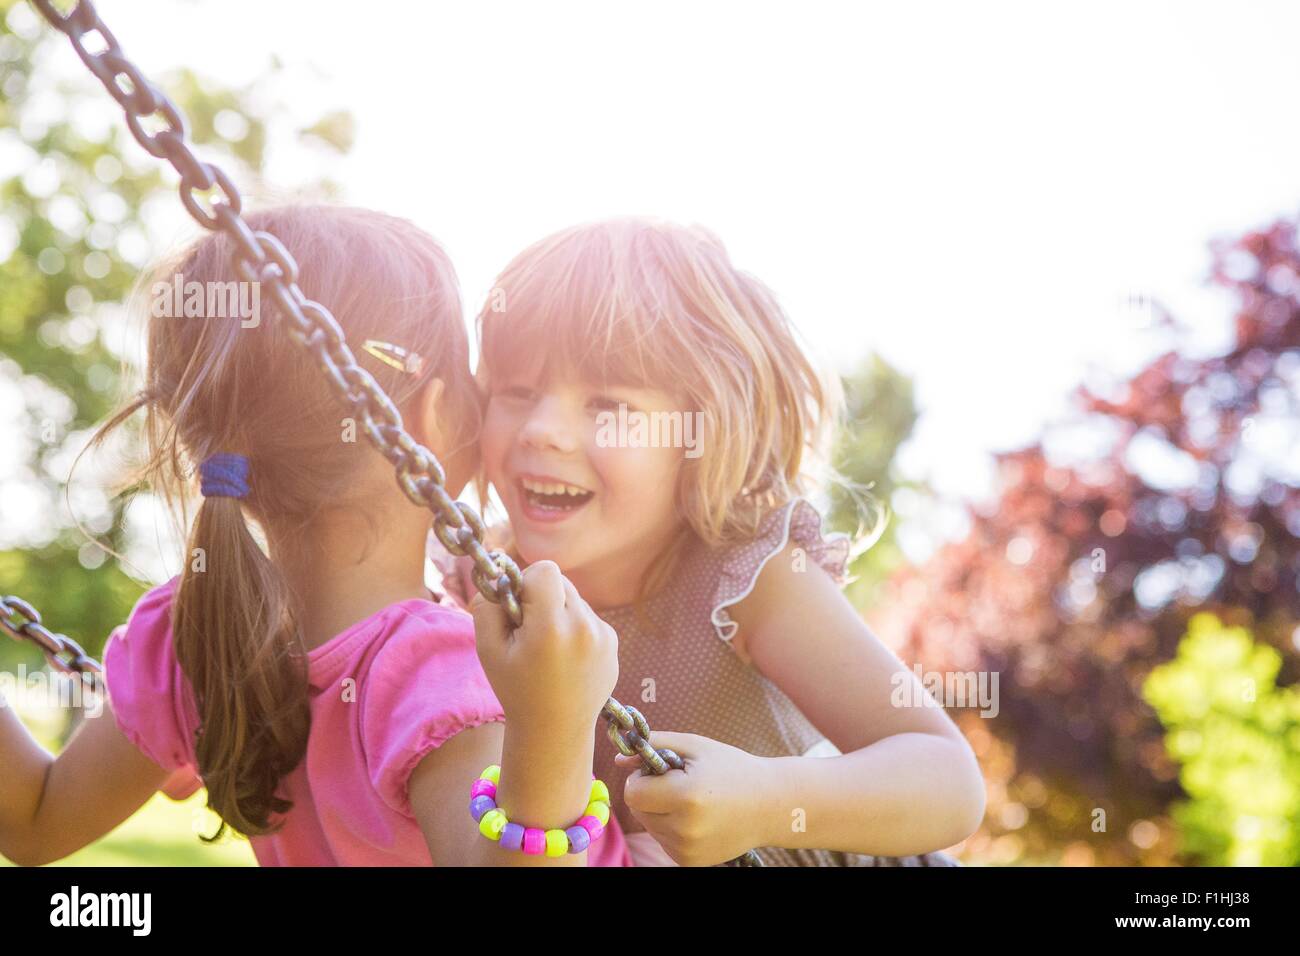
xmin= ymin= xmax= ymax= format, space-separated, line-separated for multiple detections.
xmin=360 ymin=604 xmax=506 ymax=817
xmin=102 ymin=578 xmax=200 ymax=775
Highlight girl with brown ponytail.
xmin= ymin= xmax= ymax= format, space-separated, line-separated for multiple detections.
xmin=0 ymin=205 xmax=629 ymax=867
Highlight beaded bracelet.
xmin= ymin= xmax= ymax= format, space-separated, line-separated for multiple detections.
xmin=468 ymin=765 xmax=611 ymax=856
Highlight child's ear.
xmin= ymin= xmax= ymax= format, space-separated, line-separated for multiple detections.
xmin=412 ymin=376 xmax=480 ymax=500
xmin=413 ymin=376 xmax=447 ymax=454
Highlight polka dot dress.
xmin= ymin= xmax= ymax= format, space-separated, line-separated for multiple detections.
xmin=433 ymin=497 xmax=958 ymax=867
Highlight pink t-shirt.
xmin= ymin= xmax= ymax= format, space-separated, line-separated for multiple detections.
xmin=103 ymin=578 xmax=631 ymax=867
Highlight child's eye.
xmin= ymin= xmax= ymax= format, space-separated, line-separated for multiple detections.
xmin=588 ymin=395 xmax=626 ymax=414
xmin=495 ymin=385 xmax=536 ymax=402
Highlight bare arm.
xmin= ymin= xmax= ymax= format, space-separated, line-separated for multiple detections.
xmin=409 ymin=720 xmax=599 ymax=866
xmin=0 ymin=697 xmax=169 ymax=866
xmin=412 ymin=560 xmax=619 ymax=866
xmin=727 ymin=541 xmax=986 ymax=856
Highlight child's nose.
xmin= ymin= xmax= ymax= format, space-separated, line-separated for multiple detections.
xmin=518 ymin=396 xmax=581 ymax=454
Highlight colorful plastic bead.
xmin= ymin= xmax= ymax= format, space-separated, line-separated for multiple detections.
xmin=545 ymin=829 xmax=569 ymax=857
xmin=501 ymin=822 xmax=525 ymax=852
xmin=577 ymin=815 xmax=604 ymax=841
xmin=585 ymin=800 xmax=610 ymax=826
xmin=565 ymin=825 xmax=591 ymax=853
xmin=479 ymin=765 xmax=501 ymax=784
xmin=479 ymin=808 xmax=507 ymax=840
xmin=470 ymin=778 xmax=497 ymax=800
xmin=522 ymin=827 xmax=546 ymax=855
xmin=590 ymin=780 xmax=610 ymax=804
xmin=469 ymin=795 xmax=496 ymax=821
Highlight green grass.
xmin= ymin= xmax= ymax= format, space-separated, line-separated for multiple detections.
xmin=1 ymin=788 xmax=256 ymax=867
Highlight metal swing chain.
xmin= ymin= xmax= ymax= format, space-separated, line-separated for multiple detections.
xmin=0 ymin=595 xmax=102 ymax=692
xmin=23 ymin=0 xmax=761 ymax=867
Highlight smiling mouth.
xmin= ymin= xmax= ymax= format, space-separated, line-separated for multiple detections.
xmin=518 ymin=476 xmax=594 ymax=514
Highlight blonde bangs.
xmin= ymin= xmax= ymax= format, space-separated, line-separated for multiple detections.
xmin=478 ymin=222 xmax=702 ymax=393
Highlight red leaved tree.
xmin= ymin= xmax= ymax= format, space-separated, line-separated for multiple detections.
xmin=875 ymin=217 xmax=1300 ymax=865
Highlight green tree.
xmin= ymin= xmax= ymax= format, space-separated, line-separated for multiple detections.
xmin=827 ymin=351 xmax=920 ymax=611
xmin=0 ymin=0 xmax=348 ymax=679
xmin=882 ymin=212 xmax=1299 ymax=865
xmin=1144 ymin=613 xmax=1300 ymax=866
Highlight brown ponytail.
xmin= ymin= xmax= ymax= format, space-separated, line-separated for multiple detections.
xmin=93 ymin=206 xmax=481 ymax=838
xmin=176 ymin=493 xmax=308 ymax=840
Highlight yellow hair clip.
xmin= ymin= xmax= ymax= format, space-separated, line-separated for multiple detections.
xmin=362 ymin=339 xmax=425 ymax=375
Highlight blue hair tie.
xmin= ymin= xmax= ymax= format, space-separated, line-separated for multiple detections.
xmin=199 ymin=453 xmax=250 ymax=500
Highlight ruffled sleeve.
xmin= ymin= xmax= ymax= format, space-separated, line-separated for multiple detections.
xmin=709 ymin=497 xmax=851 ymax=642
xmin=361 ymin=603 xmax=506 ymax=817
xmin=425 ymin=532 xmax=477 ymax=611
xmin=425 ymin=524 xmax=518 ymax=612
xmin=102 ymin=578 xmax=201 ymax=775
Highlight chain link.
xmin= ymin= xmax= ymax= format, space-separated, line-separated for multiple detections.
xmin=0 ymin=595 xmax=102 ymax=691
xmin=28 ymin=0 xmax=760 ymax=865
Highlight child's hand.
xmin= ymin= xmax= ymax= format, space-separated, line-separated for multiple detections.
xmin=615 ymin=731 xmax=773 ymax=867
xmin=472 ymin=560 xmax=619 ymax=738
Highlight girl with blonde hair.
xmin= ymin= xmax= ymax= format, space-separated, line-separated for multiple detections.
xmin=435 ymin=217 xmax=986 ymax=866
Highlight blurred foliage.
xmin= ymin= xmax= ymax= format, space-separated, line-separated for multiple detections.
xmin=1144 ymin=613 xmax=1300 ymax=866
xmin=300 ymin=109 xmax=355 ymax=154
xmin=827 ymin=352 xmax=920 ymax=610
xmin=0 ymin=0 xmax=350 ymax=679
xmin=882 ymin=216 xmax=1300 ymax=864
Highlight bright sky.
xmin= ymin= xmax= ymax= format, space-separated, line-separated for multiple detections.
xmin=14 ymin=0 xmax=1300 ymax=564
